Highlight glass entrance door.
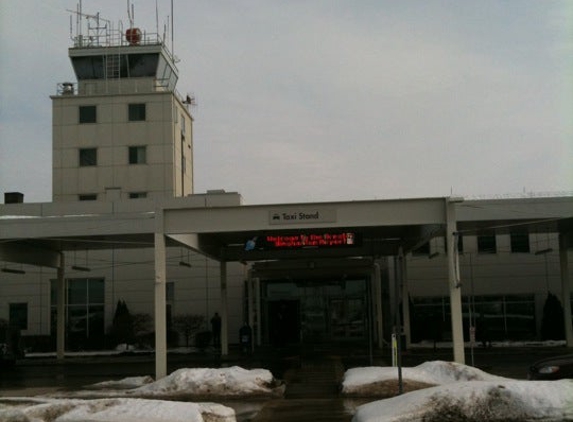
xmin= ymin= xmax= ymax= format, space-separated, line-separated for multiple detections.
xmin=330 ymin=297 xmax=365 ymax=340
xmin=263 ymin=279 xmax=367 ymax=345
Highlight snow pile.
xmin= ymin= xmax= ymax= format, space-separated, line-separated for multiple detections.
xmin=0 ymin=397 xmax=235 ymax=422
xmin=342 ymin=360 xmax=508 ymax=397
xmin=352 ymin=380 xmax=573 ymax=422
xmin=87 ymin=376 xmax=154 ymax=390
xmin=131 ymin=366 xmax=284 ymax=398
xmin=47 ymin=366 xmax=284 ymax=400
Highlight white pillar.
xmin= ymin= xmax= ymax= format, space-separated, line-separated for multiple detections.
xmin=57 ymin=253 xmax=65 ymax=360
xmin=446 ymin=198 xmax=465 ymax=364
xmin=154 ymin=231 xmax=167 ymax=379
xmin=560 ymin=234 xmax=573 ymax=347
xmin=220 ymin=260 xmax=229 ymax=355
xmin=373 ymin=262 xmax=384 ymax=348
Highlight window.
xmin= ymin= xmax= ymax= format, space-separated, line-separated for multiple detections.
xmin=79 ymin=105 xmax=96 ymax=123
xmin=129 ymin=146 xmax=146 ymax=164
xmin=79 ymin=194 xmax=97 ymax=201
xmin=129 ymin=192 xmax=147 ymax=199
xmin=510 ymin=233 xmax=530 ymax=253
xmin=477 ymin=234 xmax=497 ymax=254
xmin=166 ymin=282 xmax=175 ymax=302
xmin=9 ymin=303 xmax=28 ymax=330
xmin=128 ymin=103 xmax=146 ymax=121
xmin=50 ymin=278 xmax=104 ymax=350
xmin=181 ymin=138 xmax=186 ymax=174
xmin=79 ymin=148 xmax=97 ymax=166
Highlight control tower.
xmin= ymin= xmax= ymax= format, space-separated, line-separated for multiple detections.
xmin=51 ymin=8 xmax=194 ymax=202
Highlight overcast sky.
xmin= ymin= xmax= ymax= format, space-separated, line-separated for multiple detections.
xmin=1 ymin=1 xmax=571 ymax=205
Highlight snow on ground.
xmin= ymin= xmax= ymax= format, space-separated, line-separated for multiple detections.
xmin=0 ymin=397 xmax=235 ymax=422
xmin=342 ymin=361 xmax=509 ymax=397
xmin=352 ymin=380 xmax=573 ymax=422
xmin=2 ymin=360 xmax=573 ymax=421
xmin=344 ymin=360 xmax=573 ymax=422
xmin=0 ymin=366 xmax=283 ymax=422
xmin=131 ymin=366 xmax=284 ymax=398
xmin=51 ymin=366 xmax=284 ymax=399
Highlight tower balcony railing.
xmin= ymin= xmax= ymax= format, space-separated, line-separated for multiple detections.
xmin=54 ymin=80 xmax=193 ymax=107
xmin=72 ymin=28 xmax=164 ymax=50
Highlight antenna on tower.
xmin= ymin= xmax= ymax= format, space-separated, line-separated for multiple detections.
xmin=171 ymin=0 xmax=174 ymax=57
xmin=68 ymin=1 xmax=111 ymax=47
xmin=155 ymin=0 xmax=159 ymax=36
xmin=127 ymin=0 xmax=134 ymax=28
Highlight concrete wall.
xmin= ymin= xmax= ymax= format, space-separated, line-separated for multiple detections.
xmin=52 ymin=92 xmax=193 ymax=202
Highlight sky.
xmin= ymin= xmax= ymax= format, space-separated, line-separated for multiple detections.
xmin=1 ymin=1 xmax=572 ymax=205
xmin=1 ymin=360 xmax=572 ymax=421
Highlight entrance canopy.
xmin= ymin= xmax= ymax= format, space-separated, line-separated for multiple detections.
xmin=1 ymin=194 xmax=572 ymax=379
xmin=2 ymin=196 xmax=570 ymax=265
xmin=162 ymin=197 xmax=454 ymax=262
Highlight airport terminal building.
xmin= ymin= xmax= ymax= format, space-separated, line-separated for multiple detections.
xmin=1 ymin=12 xmax=572 ymax=376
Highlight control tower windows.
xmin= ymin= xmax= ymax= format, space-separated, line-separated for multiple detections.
xmin=79 ymin=148 xmax=97 ymax=166
xmin=79 ymin=105 xmax=97 ymax=123
xmin=129 ymin=146 xmax=146 ymax=164
xmin=128 ymin=103 xmax=146 ymax=121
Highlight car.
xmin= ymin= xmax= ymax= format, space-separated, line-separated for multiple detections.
xmin=528 ymin=353 xmax=573 ymax=380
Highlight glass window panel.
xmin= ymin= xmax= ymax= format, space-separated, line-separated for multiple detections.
xmin=9 ymin=303 xmax=28 ymax=330
xmin=79 ymin=148 xmax=97 ymax=166
xmin=79 ymin=105 xmax=97 ymax=123
xmin=166 ymin=282 xmax=174 ymax=302
xmin=477 ymin=234 xmax=497 ymax=254
xmin=68 ymin=279 xmax=87 ymax=305
xmin=510 ymin=233 xmax=530 ymax=253
xmin=128 ymin=103 xmax=146 ymax=121
xmin=129 ymin=146 xmax=146 ymax=164
xmin=88 ymin=278 xmax=105 ymax=304
xmin=87 ymin=305 xmax=105 ymax=336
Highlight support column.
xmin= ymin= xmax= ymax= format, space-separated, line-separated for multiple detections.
xmin=373 ymin=262 xmax=384 ymax=349
xmin=560 ymin=234 xmax=573 ymax=347
xmin=154 ymin=231 xmax=167 ymax=379
xmin=446 ymin=198 xmax=465 ymax=364
xmin=220 ymin=260 xmax=229 ymax=355
xmin=56 ymin=253 xmax=65 ymax=360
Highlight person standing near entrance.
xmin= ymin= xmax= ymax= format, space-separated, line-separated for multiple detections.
xmin=211 ymin=312 xmax=221 ymax=348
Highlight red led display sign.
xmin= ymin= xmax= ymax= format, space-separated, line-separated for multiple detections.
xmin=245 ymin=232 xmax=360 ymax=251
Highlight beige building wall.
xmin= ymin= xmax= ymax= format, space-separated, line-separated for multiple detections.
xmin=52 ymin=88 xmax=193 ymax=202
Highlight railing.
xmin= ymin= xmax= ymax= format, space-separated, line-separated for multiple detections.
xmin=72 ymin=27 xmax=164 ymax=49
xmin=55 ymin=80 xmax=195 ymax=103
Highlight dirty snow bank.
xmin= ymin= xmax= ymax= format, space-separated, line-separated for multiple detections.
xmin=352 ymin=379 xmax=573 ymax=422
xmin=50 ymin=366 xmax=284 ymax=400
xmin=0 ymin=397 xmax=235 ymax=422
xmin=342 ymin=361 xmax=508 ymax=396
xmin=131 ymin=366 xmax=284 ymax=398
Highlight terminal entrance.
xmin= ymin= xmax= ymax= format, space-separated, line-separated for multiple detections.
xmin=262 ymin=278 xmax=368 ymax=345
